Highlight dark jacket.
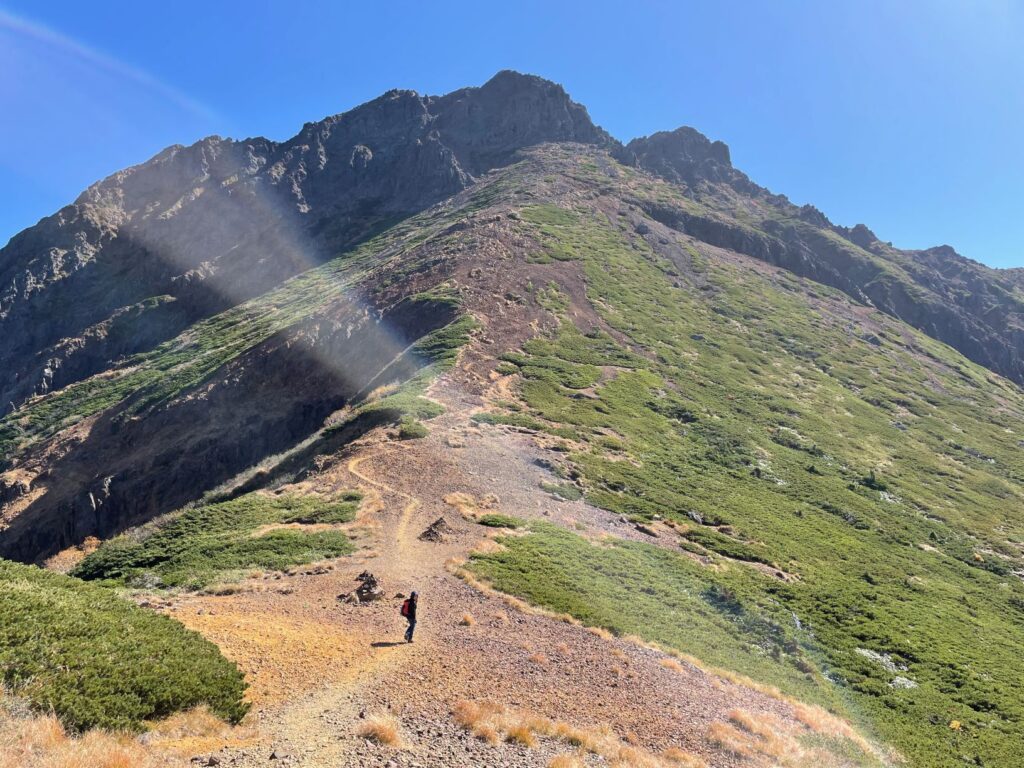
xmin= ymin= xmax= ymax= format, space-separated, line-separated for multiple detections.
xmin=406 ymin=597 xmax=417 ymax=622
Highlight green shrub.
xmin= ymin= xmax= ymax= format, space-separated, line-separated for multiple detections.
xmin=73 ymin=492 xmax=358 ymax=589
xmin=477 ymin=513 xmax=525 ymax=529
xmin=283 ymin=492 xmax=362 ymax=524
xmin=398 ymin=419 xmax=429 ymax=440
xmin=682 ymin=526 xmax=774 ymax=566
xmin=468 ymin=524 xmax=824 ymax=706
xmin=0 ymin=560 xmax=247 ymax=731
xmin=539 ymin=481 xmax=583 ymax=501
xmin=479 ymin=200 xmax=1024 ymax=767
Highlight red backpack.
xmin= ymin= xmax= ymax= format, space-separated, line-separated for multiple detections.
xmin=400 ymin=599 xmax=411 ymax=617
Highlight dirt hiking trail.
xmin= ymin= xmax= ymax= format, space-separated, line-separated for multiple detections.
xmin=147 ymin=370 xmax=884 ymax=768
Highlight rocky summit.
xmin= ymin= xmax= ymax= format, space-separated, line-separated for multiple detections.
xmin=2 ymin=71 xmax=1024 ymax=768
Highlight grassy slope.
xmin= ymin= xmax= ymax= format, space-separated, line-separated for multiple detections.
xmin=73 ymin=491 xmax=361 ymax=589
xmin=0 ymin=559 xmax=247 ymax=731
xmin=0 ymin=201 xmax=469 ymax=465
xmin=66 ymin=279 xmax=479 ymax=593
xmin=470 ymin=163 xmax=1024 ymax=768
xmin=5 ymin=144 xmax=1022 ymax=762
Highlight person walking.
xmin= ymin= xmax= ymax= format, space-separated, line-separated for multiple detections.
xmin=401 ymin=591 xmax=418 ymax=643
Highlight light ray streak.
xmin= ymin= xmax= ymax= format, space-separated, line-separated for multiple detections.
xmin=0 ymin=7 xmax=219 ymax=123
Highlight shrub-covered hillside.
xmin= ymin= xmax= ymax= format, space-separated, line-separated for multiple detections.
xmin=0 ymin=559 xmax=248 ymax=731
xmin=467 ymin=171 xmax=1024 ymax=768
xmin=74 ymin=491 xmax=362 ymax=590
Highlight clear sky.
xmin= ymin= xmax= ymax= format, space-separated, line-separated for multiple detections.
xmin=1 ymin=1 xmax=1021 ymax=267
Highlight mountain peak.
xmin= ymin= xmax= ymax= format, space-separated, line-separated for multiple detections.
xmin=630 ymin=125 xmax=732 ymax=167
xmin=428 ymin=70 xmax=614 ymax=170
xmin=615 ymin=125 xmax=758 ymax=193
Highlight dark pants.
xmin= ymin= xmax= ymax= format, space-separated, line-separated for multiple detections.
xmin=405 ymin=618 xmax=416 ymax=642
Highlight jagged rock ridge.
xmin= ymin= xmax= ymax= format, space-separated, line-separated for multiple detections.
xmin=0 ymin=71 xmax=609 ymax=411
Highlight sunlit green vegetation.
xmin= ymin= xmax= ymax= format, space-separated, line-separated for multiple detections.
xmin=398 ymin=418 xmax=429 ymax=439
xmin=470 ymin=522 xmax=837 ymax=707
xmin=0 ymin=202 xmax=479 ymax=466
xmin=0 ymin=560 xmax=247 ymax=731
xmin=476 ymin=513 xmax=525 ymax=529
xmin=326 ymin=313 xmax=478 ymax=436
xmin=73 ymin=491 xmax=360 ymax=589
xmin=471 ymin=196 xmax=1024 ymax=767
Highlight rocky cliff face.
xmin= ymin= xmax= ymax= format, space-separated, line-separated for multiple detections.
xmin=0 ymin=71 xmax=607 ymax=413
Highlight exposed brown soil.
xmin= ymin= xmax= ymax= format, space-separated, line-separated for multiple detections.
xmin=140 ymin=365 xmax=882 ymax=768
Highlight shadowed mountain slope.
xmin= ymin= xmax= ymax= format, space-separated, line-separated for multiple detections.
xmin=0 ymin=71 xmax=609 ymax=412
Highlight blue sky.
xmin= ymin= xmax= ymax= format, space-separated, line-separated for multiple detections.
xmin=1 ymin=1 xmax=1021 ymax=267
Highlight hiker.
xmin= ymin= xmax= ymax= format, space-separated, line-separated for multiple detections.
xmin=401 ymin=591 xmax=418 ymax=643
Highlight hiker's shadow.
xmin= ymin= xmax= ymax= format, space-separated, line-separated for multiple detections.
xmin=371 ymin=641 xmax=406 ymax=648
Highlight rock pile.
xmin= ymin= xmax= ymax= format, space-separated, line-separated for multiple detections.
xmin=419 ymin=517 xmax=454 ymax=542
xmin=339 ymin=571 xmax=384 ymax=604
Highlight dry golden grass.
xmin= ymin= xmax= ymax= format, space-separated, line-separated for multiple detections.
xmin=528 ymin=652 xmax=549 ymax=665
xmin=795 ymin=703 xmax=896 ymax=764
xmin=712 ymin=707 xmax=892 ymax=768
xmin=586 ymin=625 xmax=614 ymax=640
xmin=356 ymin=714 xmax=403 ymax=747
xmin=366 ymin=382 xmax=401 ymax=403
xmin=792 ymin=703 xmax=871 ymax=753
xmin=729 ymin=709 xmax=776 ymax=739
xmin=451 ymin=700 xmax=704 ymax=767
xmin=506 ymin=723 xmax=538 ymax=747
xmin=200 ymin=581 xmax=256 ymax=596
xmin=708 ymin=721 xmax=754 ymax=758
xmin=0 ymin=710 xmax=165 ymax=768
xmin=43 ymin=536 xmax=99 ymax=573
xmin=143 ymin=705 xmax=254 ymax=760
xmin=146 ymin=706 xmax=231 ymax=741
xmin=659 ymin=657 xmax=685 ymax=673
xmin=453 ymin=700 xmax=505 ymax=744
xmin=469 ymin=538 xmax=506 ymax=556
xmin=728 ymin=709 xmax=798 ymax=763
xmin=475 ymin=723 xmax=501 ymax=745
xmin=443 ymin=492 xmax=478 ymax=518
xmin=548 ymin=755 xmax=585 ymax=768
xmin=459 ymin=613 xmax=476 ymax=626
xmin=662 ymin=746 xmax=708 ymax=767
xmin=611 ymin=648 xmax=629 ymax=663
xmin=555 ymin=642 xmax=571 ymax=655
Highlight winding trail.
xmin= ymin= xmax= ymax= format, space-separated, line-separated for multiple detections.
xmin=153 ymin=374 xmax=883 ymax=768
xmin=347 ymin=451 xmax=421 ymax=559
